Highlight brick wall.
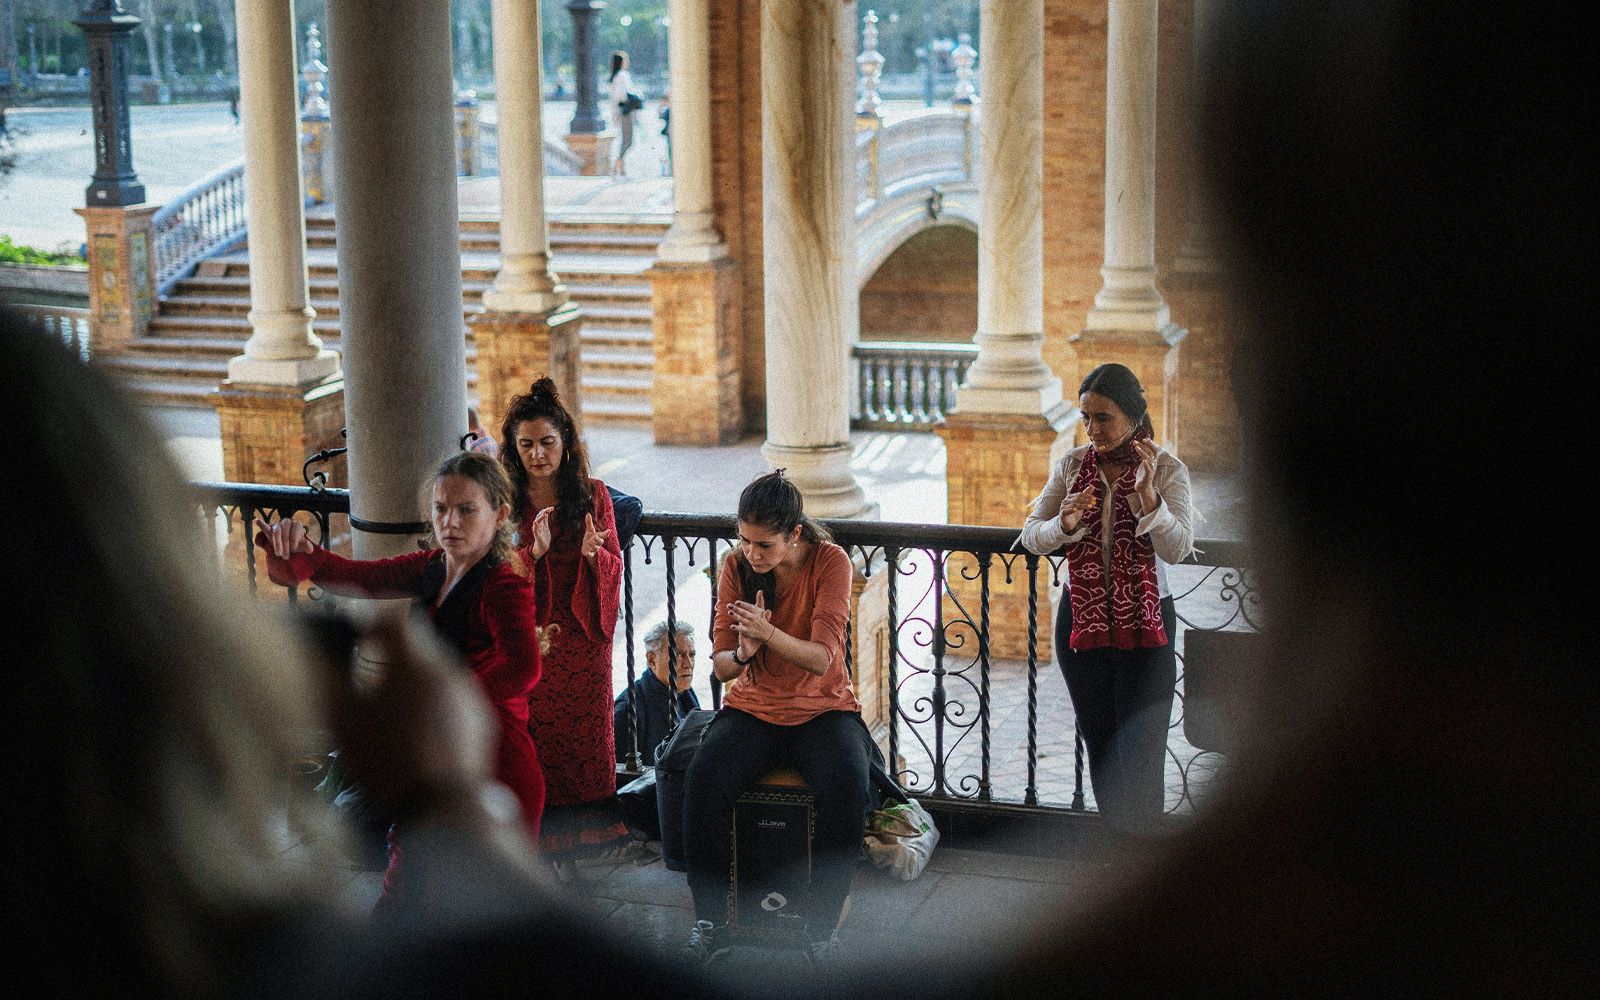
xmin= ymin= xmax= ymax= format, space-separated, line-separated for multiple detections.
xmin=1041 ymin=0 xmax=1107 ymax=390
xmin=859 ymin=224 xmax=977 ymax=344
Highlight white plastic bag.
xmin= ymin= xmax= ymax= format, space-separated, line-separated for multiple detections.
xmin=862 ymin=798 xmax=939 ymax=881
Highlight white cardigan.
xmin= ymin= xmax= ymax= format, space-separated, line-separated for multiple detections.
xmin=1018 ymin=443 xmax=1196 ymax=598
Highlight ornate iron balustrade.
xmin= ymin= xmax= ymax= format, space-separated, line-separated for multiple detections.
xmin=194 ymin=481 xmax=1257 ymax=820
xmin=150 ymin=158 xmax=247 ymax=293
xmin=12 ymin=304 xmax=91 ymax=361
xmin=852 ymin=340 xmax=977 ymax=430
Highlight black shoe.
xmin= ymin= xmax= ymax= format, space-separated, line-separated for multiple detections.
xmin=677 ymin=919 xmax=730 ymax=968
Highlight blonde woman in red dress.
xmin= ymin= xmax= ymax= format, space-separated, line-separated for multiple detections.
xmin=500 ymin=377 xmax=628 ymax=859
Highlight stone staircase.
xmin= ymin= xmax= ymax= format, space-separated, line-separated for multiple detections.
xmin=97 ymin=210 xmax=666 ymax=426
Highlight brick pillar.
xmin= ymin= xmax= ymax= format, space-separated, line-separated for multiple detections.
xmin=469 ymin=304 xmax=584 ymax=432
xmin=563 ymin=130 xmax=615 ymax=176
xmin=74 ymin=204 xmax=157 ymax=356
xmin=215 ymin=378 xmax=348 ymax=487
xmin=650 ymin=258 xmax=741 ymax=444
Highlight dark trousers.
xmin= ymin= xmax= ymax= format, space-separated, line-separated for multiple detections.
xmin=1055 ymin=595 xmax=1177 ymax=832
xmin=683 ymin=708 xmax=869 ymax=936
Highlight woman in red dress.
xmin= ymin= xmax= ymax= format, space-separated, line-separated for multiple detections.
xmin=500 ymin=378 xmax=628 ymax=858
xmin=254 ymin=451 xmax=547 ymax=875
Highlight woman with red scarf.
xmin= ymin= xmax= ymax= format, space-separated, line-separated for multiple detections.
xmin=1020 ymin=363 xmax=1194 ymax=831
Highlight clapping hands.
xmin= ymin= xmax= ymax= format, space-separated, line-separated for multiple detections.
xmin=525 ymin=508 xmax=553 ymax=559
xmin=580 ymin=512 xmax=610 ymax=562
xmin=729 ymin=590 xmax=772 ymax=662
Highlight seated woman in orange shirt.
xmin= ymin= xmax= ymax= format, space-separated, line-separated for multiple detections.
xmin=677 ymin=472 xmax=869 ymax=966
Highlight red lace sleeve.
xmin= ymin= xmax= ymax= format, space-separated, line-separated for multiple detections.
xmin=569 ymin=480 xmax=622 ymax=643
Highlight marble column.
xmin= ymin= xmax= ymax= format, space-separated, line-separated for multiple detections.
xmin=938 ymin=0 xmax=1070 ymax=660
xmin=326 ymin=0 xmax=468 ymax=557
xmin=471 ymin=0 xmax=583 ymax=430
xmin=212 ymin=0 xmax=343 ymax=488
xmin=759 ymin=0 xmax=873 ymax=518
xmin=1166 ymin=0 xmax=1238 ymax=468
xmin=649 ymin=0 xmax=740 ymax=445
xmin=1072 ymin=0 xmax=1184 ymax=444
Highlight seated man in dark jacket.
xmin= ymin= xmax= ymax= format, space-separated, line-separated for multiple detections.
xmin=614 ymin=620 xmax=700 ymax=765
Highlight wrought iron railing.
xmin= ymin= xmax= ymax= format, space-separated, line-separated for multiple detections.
xmin=151 ymin=158 xmax=248 ymax=293
xmin=194 ymin=481 xmax=1256 ymax=819
xmin=852 ymin=340 xmax=977 ymax=430
xmin=12 ymin=304 xmax=91 ymax=361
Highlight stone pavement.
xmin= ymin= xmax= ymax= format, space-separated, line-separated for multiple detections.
xmin=336 ymin=838 xmax=1091 ymax=980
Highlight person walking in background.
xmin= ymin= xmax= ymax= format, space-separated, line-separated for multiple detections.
xmin=658 ymin=90 xmax=672 ymax=176
xmin=614 ymin=620 xmax=700 ymax=765
xmin=228 ymin=89 xmax=239 ymax=125
xmin=609 ymin=50 xmax=639 ymax=178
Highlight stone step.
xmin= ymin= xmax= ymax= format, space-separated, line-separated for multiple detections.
xmin=582 ymin=371 xmax=653 ymax=397
xmin=580 ymin=396 xmax=656 ymax=426
xmin=580 ymin=325 xmax=655 ymax=349
xmin=581 ymin=348 xmax=655 ymax=374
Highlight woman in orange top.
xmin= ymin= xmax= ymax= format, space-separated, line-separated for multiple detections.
xmin=678 ymin=472 xmax=869 ymax=966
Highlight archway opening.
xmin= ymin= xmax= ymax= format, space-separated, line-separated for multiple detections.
xmin=859 ymin=224 xmax=977 ymax=344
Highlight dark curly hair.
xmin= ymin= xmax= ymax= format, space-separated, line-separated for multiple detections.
xmin=498 ymin=376 xmax=594 ymax=536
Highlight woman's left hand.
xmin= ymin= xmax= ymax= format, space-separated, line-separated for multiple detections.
xmin=1132 ymin=438 xmax=1161 ymax=509
xmin=580 ymin=512 xmax=610 ymax=562
xmin=729 ymin=591 xmax=774 ymax=647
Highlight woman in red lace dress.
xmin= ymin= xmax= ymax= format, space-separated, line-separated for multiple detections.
xmin=500 ymin=378 xmax=627 ymax=857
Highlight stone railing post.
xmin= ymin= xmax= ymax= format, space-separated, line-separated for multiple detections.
xmin=74 ymin=0 xmax=153 ymax=356
xmin=455 ymin=87 xmax=481 ymax=176
xmin=950 ymin=31 xmax=977 ymax=109
xmin=300 ymin=22 xmax=332 ymax=205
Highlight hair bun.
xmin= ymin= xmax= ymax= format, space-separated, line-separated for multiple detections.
xmin=527 ymin=376 xmax=560 ymax=402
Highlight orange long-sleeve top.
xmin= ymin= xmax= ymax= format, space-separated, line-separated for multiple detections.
xmin=713 ymin=540 xmax=861 ymax=726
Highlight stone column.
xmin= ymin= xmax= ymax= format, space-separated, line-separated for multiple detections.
xmin=937 ymin=0 xmax=1069 ymax=660
xmin=649 ymin=0 xmax=740 ymax=445
xmin=471 ymin=0 xmax=584 ymax=431
xmin=759 ymin=0 xmax=874 ymax=518
xmin=299 ymin=24 xmax=333 ymax=205
xmin=563 ymin=0 xmax=614 ymax=175
xmin=1071 ymin=0 xmax=1185 ymax=444
xmin=326 ymin=0 xmax=468 ymax=558
xmin=212 ymin=0 xmax=343 ymax=488
xmin=1165 ymin=0 xmax=1237 ymax=469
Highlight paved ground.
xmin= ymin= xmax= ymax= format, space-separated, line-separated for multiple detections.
xmin=2 ymin=98 xmax=946 ymax=249
xmin=333 ymin=837 xmax=1093 ymax=979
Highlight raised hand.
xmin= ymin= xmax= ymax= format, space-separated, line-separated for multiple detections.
xmin=730 ymin=589 xmax=772 ymax=661
xmin=1058 ymin=488 xmax=1099 ymax=533
xmin=254 ymin=515 xmax=315 ymax=560
xmin=526 ymin=507 xmax=553 ymax=560
xmin=1132 ymin=439 xmax=1161 ymax=509
xmin=580 ymin=511 xmax=610 ymax=562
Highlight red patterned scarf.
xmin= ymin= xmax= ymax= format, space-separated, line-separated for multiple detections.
xmin=1064 ymin=425 xmax=1168 ymax=650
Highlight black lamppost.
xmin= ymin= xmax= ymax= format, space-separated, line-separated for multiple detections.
xmin=189 ymin=21 xmax=203 ymax=75
xmin=566 ymin=0 xmax=606 ymax=135
xmin=161 ymin=21 xmax=174 ymax=80
xmin=75 ymin=0 xmax=144 ymax=206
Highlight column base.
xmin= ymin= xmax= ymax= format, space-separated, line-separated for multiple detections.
xmin=649 ymin=257 xmax=742 ymax=445
xmin=1164 ymin=271 xmax=1240 ymax=471
xmin=469 ymin=302 xmax=583 ymax=432
xmin=564 ymin=131 xmax=616 ymax=177
xmin=213 ymin=374 xmax=347 ymax=487
xmin=937 ymin=404 xmax=1075 ymax=661
xmin=1068 ymin=323 xmax=1186 ymax=447
xmin=760 ymin=442 xmax=879 ymax=520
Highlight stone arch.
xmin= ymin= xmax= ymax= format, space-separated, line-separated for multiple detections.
xmin=857 ymin=221 xmax=979 ymax=345
xmin=855 ymin=182 xmax=979 ymax=290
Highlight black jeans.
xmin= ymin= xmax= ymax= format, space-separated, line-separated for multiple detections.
xmin=1055 ymin=595 xmax=1177 ymax=832
xmin=683 ymin=708 xmax=869 ymax=936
